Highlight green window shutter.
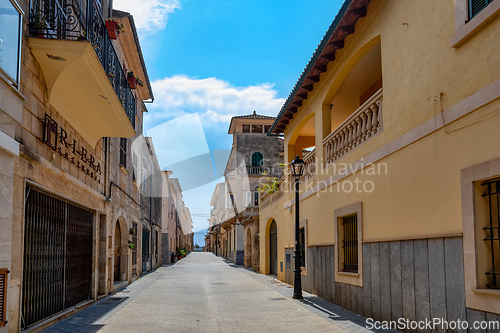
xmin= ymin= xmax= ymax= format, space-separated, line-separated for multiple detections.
xmin=251 ymin=152 xmax=263 ymax=166
xmin=469 ymin=0 xmax=492 ymax=19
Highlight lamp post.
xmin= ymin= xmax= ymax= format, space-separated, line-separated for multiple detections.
xmin=290 ymin=155 xmax=305 ymax=299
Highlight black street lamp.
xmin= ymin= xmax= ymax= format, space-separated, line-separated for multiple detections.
xmin=290 ymin=155 xmax=305 ymax=299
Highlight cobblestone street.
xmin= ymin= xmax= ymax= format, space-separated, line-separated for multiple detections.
xmin=43 ymin=252 xmax=391 ymax=333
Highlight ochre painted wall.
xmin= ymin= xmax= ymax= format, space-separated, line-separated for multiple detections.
xmin=259 ymin=0 xmax=500 ymax=272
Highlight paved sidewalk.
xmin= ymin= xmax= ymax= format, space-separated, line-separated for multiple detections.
xmin=43 ymin=252 xmax=396 ymax=333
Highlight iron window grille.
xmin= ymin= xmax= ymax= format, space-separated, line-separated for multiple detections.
xmin=119 ymin=138 xmax=127 ymax=168
xmin=299 ymin=227 xmax=306 ymax=268
xmin=481 ymin=179 xmax=500 ymax=289
xmin=0 ymin=268 xmax=8 ymax=327
xmin=469 ymin=0 xmax=494 ymax=19
xmin=341 ymin=214 xmax=358 ymax=273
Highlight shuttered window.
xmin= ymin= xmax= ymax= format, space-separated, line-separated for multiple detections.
xmin=469 ymin=0 xmax=494 ymax=19
xmin=0 ymin=268 xmax=8 ymax=327
xmin=119 ymin=138 xmax=127 ymax=168
xmin=132 ymin=222 xmax=138 ymax=266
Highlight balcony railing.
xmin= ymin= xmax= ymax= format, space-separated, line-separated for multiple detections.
xmin=227 ymin=165 xmax=279 ymax=177
xmin=300 ymin=149 xmax=316 ymax=182
xmin=243 ymin=206 xmax=259 ymax=217
xmin=323 ymin=88 xmax=383 ymax=165
xmin=29 ymin=0 xmax=136 ymax=128
xmin=247 ymin=166 xmax=264 ymax=175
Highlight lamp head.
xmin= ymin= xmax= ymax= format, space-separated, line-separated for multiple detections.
xmin=289 ymin=156 xmax=305 ymax=178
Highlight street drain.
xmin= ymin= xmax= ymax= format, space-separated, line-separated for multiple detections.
xmin=97 ymin=297 xmax=123 ymax=305
xmin=269 ymin=297 xmax=286 ymax=301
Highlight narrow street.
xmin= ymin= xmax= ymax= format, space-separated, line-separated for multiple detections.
xmin=43 ymin=253 xmax=387 ymax=333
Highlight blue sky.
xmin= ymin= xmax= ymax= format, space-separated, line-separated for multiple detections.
xmin=114 ymin=0 xmax=343 ymax=233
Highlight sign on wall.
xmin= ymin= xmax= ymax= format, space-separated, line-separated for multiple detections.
xmin=42 ymin=114 xmax=103 ymax=183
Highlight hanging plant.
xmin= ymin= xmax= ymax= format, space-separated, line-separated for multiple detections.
xmin=129 ymin=227 xmax=135 ymax=235
xmin=128 ymin=240 xmax=135 ymax=249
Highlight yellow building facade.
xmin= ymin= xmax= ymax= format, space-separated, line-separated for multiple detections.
xmin=260 ymin=0 xmax=500 ymax=326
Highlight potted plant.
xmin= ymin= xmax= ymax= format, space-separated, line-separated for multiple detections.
xmin=127 ymin=71 xmax=137 ymax=89
xmin=129 ymin=227 xmax=135 ymax=235
xmin=127 ymin=71 xmax=143 ymax=89
xmin=32 ymin=13 xmax=47 ymax=37
xmin=105 ymin=19 xmax=124 ymax=40
xmin=128 ymin=240 xmax=135 ymax=249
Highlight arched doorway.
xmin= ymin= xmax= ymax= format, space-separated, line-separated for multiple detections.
xmin=269 ymin=219 xmax=277 ymax=275
xmin=114 ymin=221 xmax=122 ymax=281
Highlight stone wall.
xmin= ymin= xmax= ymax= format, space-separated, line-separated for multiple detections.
xmin=235 ymin=133 xmax=283 ymax=176
xmin=284 ymin=237 xmax=500 ymax=332
xmin=243 ymin=218 xmax=260 ymax=272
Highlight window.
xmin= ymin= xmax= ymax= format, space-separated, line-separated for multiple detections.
xmin=469 ymin=0 xmax=495 ymax=19
xmin=461 ymin=159 xmax=500 ymax=314
xmin=340 ymin=215 xmax=358 ymax=273
xmin=0 ymin=0 xmax=22 ymax=84
xmin=251 ymin=152 xmax=263 ymax=167
xmin=229 ymin=194 xmax=235 ymax=208
xmin=242 ymin=124 xmax=250 ymax=133
xmin=119 ymin=138 xmax=127 ymax=167
xmin=264 ymin=125 xmax=271 ymax=133
xmin=252 ymin=124 xmax=263 ymax=133
xmin=132 ymin=222 xmax=138 ymax=266
xmin=245 ymin=191 xmax=251 ymax=207
xmin=480 ymin=179 xmax=500 ymax=289
xmin=254 ymin=190 xmax=259 ymax=207
xmin=334 ymin=202 xmax=362 ymax=286
xmin=451 ymin=0 xmax=500 ymax=47
xmin=299 ymin=227 xmax=305 ymax=268
xmin=142 ymin=169 xmax=147 ymax=193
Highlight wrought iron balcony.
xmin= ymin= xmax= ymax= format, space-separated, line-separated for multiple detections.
xmin=28 ymin=0 xmax=136 ymax=144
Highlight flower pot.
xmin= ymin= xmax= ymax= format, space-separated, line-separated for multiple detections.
xmin=127 ymin=76 xmax=137 ymax=89
xmin=106 ymin=20 xmax=119 ymax=40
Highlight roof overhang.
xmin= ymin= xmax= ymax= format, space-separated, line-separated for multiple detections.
xmin=113 ymin=10 xmax=154 ymax=102
xmin=268 ymin=0 xmax=370 ymax=136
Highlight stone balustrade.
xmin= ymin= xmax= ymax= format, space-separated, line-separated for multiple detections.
xmin=300 ymin=149 xmax=316 ymax=182
xmin=323 ymin=88 xmax=383 ymax=165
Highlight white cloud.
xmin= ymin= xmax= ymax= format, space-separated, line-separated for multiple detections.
xmin=113 ymin=0 xmax=180 ymax=31
xmin=146 ymin=113 xmax=209 ymax=167
xmin=147 ymin=75 xmax=285 ymax=129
